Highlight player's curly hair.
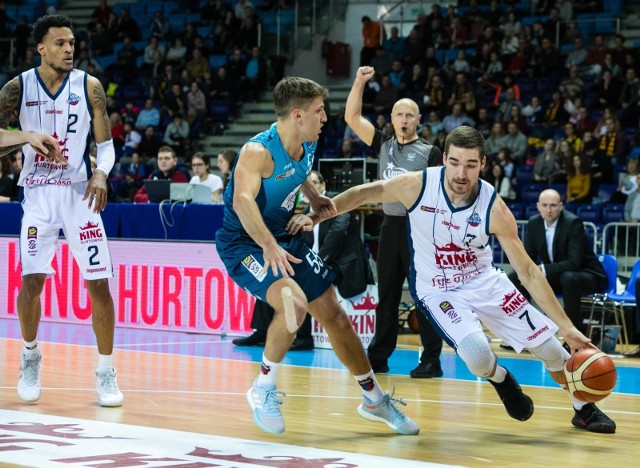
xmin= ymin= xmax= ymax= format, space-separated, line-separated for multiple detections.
xmin=32 ymin=15 xmax=73 ymax=45
xmin=272 ymin=76 xmax=328 ymax=118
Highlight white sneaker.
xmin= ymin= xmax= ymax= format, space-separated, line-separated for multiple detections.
xmin=18 ymin=350 xmax=42 ymax=402
xmin=96 ymin=368 xmax=124 ymax=407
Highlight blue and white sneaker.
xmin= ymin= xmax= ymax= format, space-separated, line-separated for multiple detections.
xmin=358 ymin=390 xmax=420 ymax=435
xmin=246 ymin=379 xmax=286 ymax=434
xmin=18 ymin=350 xmax=42 ymax=402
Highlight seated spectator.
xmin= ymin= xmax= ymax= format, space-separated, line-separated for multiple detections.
xmin=166 ymin=37 xmax=187 ymax=69
xmin=522 ymin=96 xmax=544 ymax=132
xmin=475 ymin=107 xmax=492 ymax=138
xmin=560 ymin=122 xmax=582 ymax=153
xmin=388 ymin=60 xmax=405 ymax=89
xmin=163 ymin=113 xmax=190 ymax=159
xmin=424 ymin=110 xmax=443 ymax=136
xmin=402 ymin=63 xmax=427 ymax=103
xmin=490 ymin=162 xmax=516 ymax=202
xmin=610 ymin=158 xmax=639 ymax=204
xmin=451 ymin=50 xmax=471 ymax=74
xmin=115 ymin=7 xmax=140 ymax=41
xmin=242 ymin=46 xmax=267 ymax=102
xmin=149 ymin=10 xmax=170 ymax=40
xmin=442 ymin=104 xmax=475 ymax=133
xmin=534 ymin=139 xmax=563 ymax=183
xmin=143 ymin=36 xmax=166 ymax=69
xmin=0 ymin=156 xmax=18 ymax=202
xmin=566 ymin=154 xmax=592 ymax=204
xmin=133 ymin=146 xmax=190 ymax=203
xmin=90 ymin=22 xmax=111 ymax=57
xmin=120 ymin=100 xmax=140 ymax=126
xmin=423 ymin=74 xmax=448 ymax=114
xmin=373 ymin=75 xmax=399 ymax=115
xmin=496 ymin=147 xmax=515 ymax=179
xmin=123 ymin=122 xmax=141 ymax=156
xmin=135 ymin=99 xmax=161 ymax=132
xmin=216 ymin=149 xmax=237 ymax=192
xmin=209 ymin=66 xmax=235 ymax=101
xmin=447 ymin=72 xmax=476 ymax=115
xmin=383 ymin=26 xmax=405 ymax=62
xmin=162 ymin=83 xmax=187 ymax=119
xmin=565 ymin=36 xmax=587 ymax=70
xmin=190 ymin=153 xmax=223 ymax=202
xmin=185 ymin=48 xmax=211 ymax=82
xmin=543 ymin=91 xmax=569 ymax=129
xmin=495 ymin=87 xmax=522 ymax=124
xmin=186 ymin=81 xmax=206 ymax=136
xmin=485 ymin=122 xmax=506 ymax=159
xmin=597 ymin=115 xmax=627 ymax=165
xmin=572 ymin=105 xmax=596 ymax=138
xmin=501 ymin=121 xmax=528 ymax=163
xmin=370 ymin=46 xmax=393 ymax=78
xmin=137 ymin=126 xmax=164 ymax=161
xmin=619 ymin=68 xmax=640 ymax=128
xmin=559 ymin=65 xmax=584 ymax=100
xmin=587 ymin=139 xmax=613 ymax=187
xmin=109 ymin=112 xmax=125 ymax=158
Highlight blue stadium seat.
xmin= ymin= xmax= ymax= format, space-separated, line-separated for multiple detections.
xmin=507 ymin=202 xmax=524 ymax=220
xmin=577 ymin=205 xmax=601 ymax=224
xmin=515 ymin=165 xmax=534 ymax=185
xmin=602 ymin=205 xmax=625 ymax=224
xmin=525 ymin=204 xmax=539 ymax=220
xmin=519 ymin=183 xmax=546 ymax=204
xmin=208 ymin=54 xmax=227 ymax=70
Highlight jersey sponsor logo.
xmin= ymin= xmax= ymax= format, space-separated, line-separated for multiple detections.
xmin=275 ymin=168 xmax=295 ymax=180
xmin=34 ymin=132 xmax=70 ymax=164
xmin=438 ymin=300 xmax=461 ymax=323
xmin=421 ymin=205 xmax=448 ymax=214
xmin=407 ymin=151 xmax=417 ymax=161
xmin=441 ymin=220 xmax=460 ymax=230
xmin=86 ymin=266 xmax=107 ymax=273
xmin=527 ymin=325 xmax=549 ymax=341
xmin=283 ymin=162 xmax=292 ymax=169
xmin=382 ymin=162 xmax=408 ymax=180
xmin=432 ymin=270 xmax=482 ymax=288
xmin=23 ymin=174 xmax=72 ymax=187
xmin=44 ymin=109 xmax=63 ymax=114
xmin=434 ymin=242 xmax=478 ymax=270
xmin=79 ymin=221 xmax=103 ymax=244
xmin=500 ymin=289 xmax=528 ymax=316
xmin=27 ymin=226 xmax=38 ymax=256
xmin=281 ymin=184 xmax=300 ymax=212
xmin=26 ymin=100 xmax=48 ymax=107
xmin=66 ymin=92 xmax=81 ymax=105
xmin=241 ymin=255 xmax=266 ymax=282
xmin=466 ymin=212 xmax=482 ymax=227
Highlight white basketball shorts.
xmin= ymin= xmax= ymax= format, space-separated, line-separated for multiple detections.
xmin=20 ymin=182 xmax=113 ymax=280
xmin=417 ymin=267 xmax=558 ymax=352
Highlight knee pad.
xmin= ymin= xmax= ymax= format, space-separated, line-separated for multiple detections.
xmin=528 ymin=337 xmax=569 ymax=372
xmin=457 ymin=331 xmax=496 ymax=378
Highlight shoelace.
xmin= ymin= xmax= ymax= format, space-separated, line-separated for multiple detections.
xmin=21 ymin=356 xmax=40 ymax=385
xmin=98 ymin=372 xmax=119 ymax=394
xmin=261 ymin=388 xmax=286 ymax=415
xmin=385 ymin=387 xmax=408 ymax=421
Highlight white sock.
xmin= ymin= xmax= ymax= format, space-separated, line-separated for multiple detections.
xmin=23 ymin=339 xmax=39 ymax=357
xmin=489 ymin=365 xmax=507 ymax=383
xmin=256 ymin=354 xmax=279 ymax=387
xmin=97 ymin=354 xmax=113 ymax=373
xmin=570 ymin=395 xmax=587 ymax=410
xmin=354 ymin=370 xmax=384 ymax=403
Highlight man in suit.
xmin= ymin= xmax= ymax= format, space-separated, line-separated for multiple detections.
xmin=508 ymin=189 xmax=608 ymax=337
xmin=233 ymin=171 xmax=372 ymax=350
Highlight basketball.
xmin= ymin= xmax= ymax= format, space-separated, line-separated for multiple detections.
xmin=564 ymin=348 xmax=617 ymax=403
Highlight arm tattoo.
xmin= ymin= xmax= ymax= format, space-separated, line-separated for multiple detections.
xmin=0 ymin=80 xmax=24 ymax=156
xmin=91 ymin=82 xmax=111 ymax=138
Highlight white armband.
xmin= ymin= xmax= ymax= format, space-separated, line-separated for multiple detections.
xmin=95 ymin=139 xmax=115 ymax=176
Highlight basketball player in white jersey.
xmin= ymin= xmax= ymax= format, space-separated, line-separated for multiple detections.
xmin=0 ymin=15 xmax=123 ymax=407
xmin=296 ymin=126 xmax=615 ymax=433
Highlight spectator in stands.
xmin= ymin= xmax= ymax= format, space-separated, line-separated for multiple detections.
xmin=143 ymin=36 xmax=166 ymax=69
xmin=182 ymin=23 xmax=202 ymax=59
xmin=611 ymin=34 xmax=630 ymax=69
xmin=137 ymin=126 xmax=164 ymax=161
xmin=597 ymin=116 xmax=627 ymax=165
xmin=565 ymin=36 xmax=587 ymax=70
xmin=12 ymin=15 xmax=31 ymax=64
xmin=90 ymin=22 xmax=111 ymax=57
xmin=495 ymin=87 xmax=522 ymax=124
xmin=111 ymin=35 xmax=137 ymax=82
xmin=585 ymin=34 xmax=608 ymax=74
xmin=370 ymin=46 xmax=393 ymax=78
xmin=522 ymin=96 xmax=545 ymax=132
xmin=423 ymin=74 xmax=448 ymax=114
xmin=166 ymin=37 xmax=187 ymax=69
xmin=119 ymin=152 xmax=149 ymax=201
xmin=534 ymin=138 xmax=563 ymax=183
xmin=508 ymin=188 xmax=608 ymax=336
xmin=500 ymin=26 xmax=519 ymax=60
xmin=388 ymin=60 xmax=405 ymax=89
xmin=559 ymin=65 xmax=584 ymax=101
xmin=448 ymin=72 xmax=476 ymax=115
xmin=200 ymin=0 xmax=231 ymax=26
xmin=216 ymin=149 xmax=236 ymax=193
xmin=587 ymin=139 xmax=613 ymax=187
xmin=119 ymin=100 xmax=140 ymax=126
xmin=543 ymin=7 xmax=565 ymax=42
xmin=16 ymin=48 xmax=39 ymax=74
xmin=133 ymin=146 xmax=190 ymax=203
xmin=163 ymin=113 xmax=190 ymax=159
xmin=544 ymin=91 xmax=569 ymax=129
xmin=448 ymin=15 xmax=470 ymax=49
xmin=442 ymin=104 xmax=475 ymax=133
xmin=109 ymin=112 xmax=125 ymax=157
xmin=234 ymin=0 xmax=254 ymax=20
xmin=242 ymin=46 xmax=267 ymax=102
xmin=534 ymin=37 xmax=563 ymax=77
xmin=213 ymin=14 xmax=236 ymax=54
xmin=500 ymin=11 xmax=523 ymax=38
xmin=507 ymin=105 xmax=528 ymax=135
xmin=123 ymin=122 xmax=141 ymax=156
xmin=593 ymin=107 xmax=615 ymax=137
xmin=619 ymin=68 xmax=640 ymax=127
xmin=186 ymin=48 xmax=211 ymax=82
xmin=236 ymin=11 xmax=260 ymax=52
xmin=74 ymin=47 xmax=103 ymax=74
xmin=501 ymin=121 xmax=528 ymax=163
xmin=115 ymin=7 xmax=140 ymax=42
xmin=383 ymin=26 xmax=405 ymax=62
xmin=92 ymin=0 xmax=113 ymax=25
xmin=402 ymin=63 xmax=427 ymax=103
xmin=610 ymin=158 xmax=639 ymax=204
xmin=373 ymin=75 xmax=399 ymax=115
xmin=572 ymin=105 xmax=596 ymax=137
xmin=475 ymin=107 xmax=492 ymax=138
xmin=135 ymin=99 xmax=161 ymax=132
xmin=209 ymin=66 xmax=235 ymax=101
xmin=566 ymin=154 xmax=592 ymax=204
xmin=401 ymin=28 xmax=425 ymax=69
xmin=339 ymin=139 xmax=355 ymax=159
xmin=496 ymin=147 xmax=515 ymax=180
xmin=490 ymin=162 xmax=516 ymax=202
xmin=154 ymin=64 xmax=179 ymax=100
xmin=149 ymin=10 xmax=170 ymax=40
xmin=360 ymin=16 xmax=384 ymax=66
xmin=485 ymin=122 xmax=505 ymax=159
xmin=190 ymin=152 xmax=223 ymax=202
xmin=186 ymin=81 xmax=206 ymax=136
xmin=620 ymin=175 xmax=640 ymax=252
xmin=561 ymin=122 xmax=582 ymax=153
xmin=424 ymin=110 xmax=443 ymax=136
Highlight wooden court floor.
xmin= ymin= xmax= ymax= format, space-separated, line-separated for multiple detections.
xmin=0 ymin=323 xmax=639 ymax=468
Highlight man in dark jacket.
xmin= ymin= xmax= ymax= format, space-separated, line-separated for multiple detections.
xmin=508 ymin=189 xmax=608 ymax=335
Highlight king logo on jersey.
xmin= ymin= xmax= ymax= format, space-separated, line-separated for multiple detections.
xmin=79 ymin=221 xmax=103 ymax=244
xmin=434 ymin=242 xmax=478 ymax=270
xmin=500 ymin=289 xmax=528 ymax=316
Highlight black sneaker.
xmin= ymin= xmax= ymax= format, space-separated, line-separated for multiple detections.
xmin=289 ymin=336 xmax=314 ymax=351
xmin=488 ymin=369 xmax=534 ymax=421
xmin=571 ymin=403 xmax=616 ymax=433
xmin=232 ymin=331 xmax=266 ymax=347
xmin=371 ymin=363 xmax=390 ymax=374
xmin=410 ymin=362 xmax=443 ymax=378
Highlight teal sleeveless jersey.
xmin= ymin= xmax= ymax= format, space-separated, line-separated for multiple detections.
xmin=215 ymin=123 xmax=316 ymax=263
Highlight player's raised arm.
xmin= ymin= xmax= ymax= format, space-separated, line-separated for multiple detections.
xmin=490 ymin=195 xmax=592 ymax=350
xmin=344 ymin=66 xmax=377 ymax=146
xmin=83 ymin=76 xmax=114 ymax=213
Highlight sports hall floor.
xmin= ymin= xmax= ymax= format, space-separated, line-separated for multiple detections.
xmin=0 ymin=317 xmax=638 ymax=468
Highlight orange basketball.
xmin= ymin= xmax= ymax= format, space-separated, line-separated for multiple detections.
xmin=564 ymin=348 xmax=617 ymax=403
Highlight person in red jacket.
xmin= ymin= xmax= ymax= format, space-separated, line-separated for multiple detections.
xmin=133 ymin=146 xmax=189 ymax=203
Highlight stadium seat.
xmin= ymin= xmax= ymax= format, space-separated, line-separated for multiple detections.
xmin=577 ymin=205 xmax=601 ymax=224
xmin=602 ymin=205 xmax=625 ymax=224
